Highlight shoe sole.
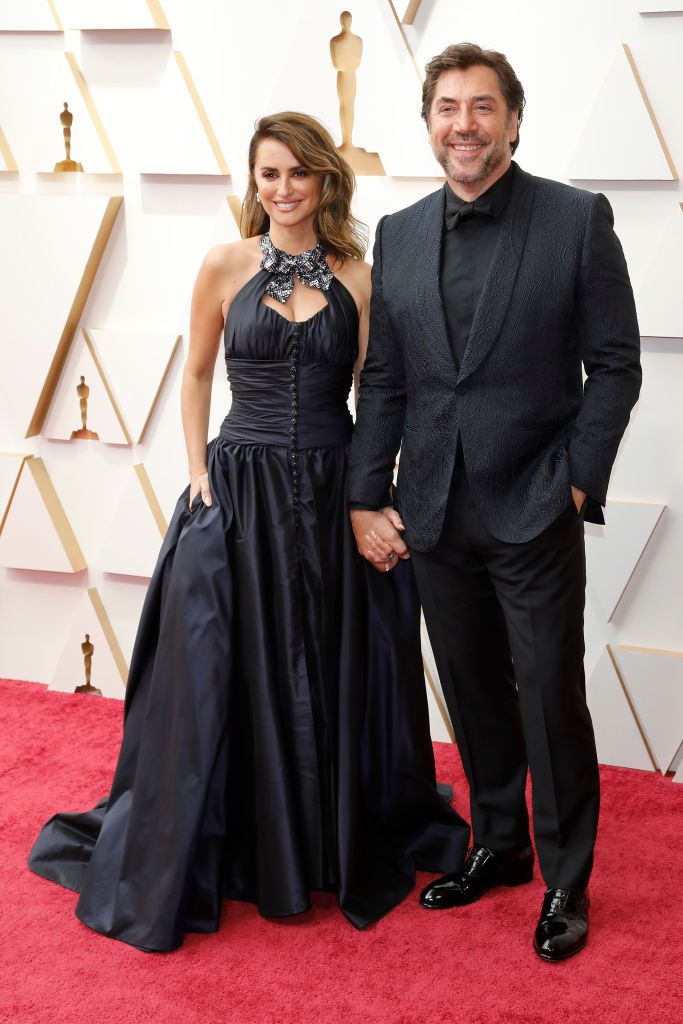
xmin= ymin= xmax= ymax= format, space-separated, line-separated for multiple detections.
xmin=419 ymin=870 xmax=534 ymax=909
xmin=533 ymin=935 xmax=588 ymax=962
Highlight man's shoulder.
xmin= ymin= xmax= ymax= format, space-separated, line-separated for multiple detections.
xmin=380 ymin=187 xmax=444 ymax=233
xmin=522 ymin=167 xmax=598 ymax=213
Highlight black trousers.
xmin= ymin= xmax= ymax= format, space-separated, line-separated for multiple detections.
xmin=411 ymin=462 xmax=600 ymax=891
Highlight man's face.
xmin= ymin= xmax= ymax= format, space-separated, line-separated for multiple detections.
xmin=428 ymin=65 xmax=518 ymax=189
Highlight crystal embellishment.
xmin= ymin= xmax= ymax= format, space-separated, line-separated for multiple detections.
xmin=260 ymin=232 xmax=332 ymax=303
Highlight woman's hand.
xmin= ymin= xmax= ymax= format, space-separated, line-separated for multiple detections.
xmin=189 ymin=470 xmax=212 ymax=509
xmin=349 ymin=507 xmax=409 ymax=573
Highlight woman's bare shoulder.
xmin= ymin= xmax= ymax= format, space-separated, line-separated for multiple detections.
xmin=334 ymin=257 xmax=372 ymax=308
xmin=201 ymin=238 xmax=260 ymax=277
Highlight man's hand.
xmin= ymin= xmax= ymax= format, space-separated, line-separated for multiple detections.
xmin=571 ymin=485 xmax=587 ymax=513
xmin=350 ymin=508 xmax=410 ymax=573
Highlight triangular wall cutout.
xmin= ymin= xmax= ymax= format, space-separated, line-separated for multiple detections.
xmin=585 ymin=500 xmax=665 ymax=621
xmin=568 ymin=44 xmax=677 ymax=180
xmin=86 ymin=328 xmax=181 ymax=444
xmin=0 ymin=457 xmax=86 ymax=572
xmin=0 ymin=49 xmax=119 ymax=173
xmin=98 ymin=464 xmax=166 ymax=578
xmin=0 ymin=453 xmax=29 ymax=534
xmin=637 ymin=204 xmax=683 ymax=338
xmin=43 ymin=329 xmax=130 ymax=444
xmin=0 ymin=0 xmax=61 ymax=30
xmin=50 ymin=587 xmax=128 ymax=699
xmin=586 ymin=646 xmax=655 ymax=770
xmin=421 ymin=616 xmax=455 ymax=744
xmin=614 ymin=645 xmax=683 ymax=773
xmin=139 ymin=51 xmax=230 ymax=175
xmin=0 ymin=195 xmax=122 ymax=439
xmin=0 ymin=123 xmax=18 ymax=172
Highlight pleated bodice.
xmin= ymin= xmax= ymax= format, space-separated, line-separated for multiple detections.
xmin=219 ymin=269 xmax=358 ymax=449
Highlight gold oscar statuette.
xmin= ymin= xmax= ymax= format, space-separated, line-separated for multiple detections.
xmin=54 ymin=102 xmax=84 ymax=172
xmin=330 ymin=12 xmax=385 ymax=175
xmin=75 ymin=634 xmax=102 ymax=696
xmin=70 ymin=375 xmax=99 ymax=440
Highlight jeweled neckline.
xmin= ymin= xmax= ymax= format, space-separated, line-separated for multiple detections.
xmin=259 ymin=232 xmax=333 ymax=303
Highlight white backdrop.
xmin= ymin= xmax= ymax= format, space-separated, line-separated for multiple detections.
xmin=0 ymin=0 xmax=682 ymax=780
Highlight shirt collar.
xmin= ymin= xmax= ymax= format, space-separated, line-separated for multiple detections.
xmin=443 ymin=161 xmax=516 ymax=225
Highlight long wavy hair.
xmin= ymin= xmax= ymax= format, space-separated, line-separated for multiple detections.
xmin=241 ymin=112 xmax=367 ymax=263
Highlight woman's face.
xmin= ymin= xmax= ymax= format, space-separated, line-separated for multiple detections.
xmin=253 ymin=138 xmax=322 ymax=233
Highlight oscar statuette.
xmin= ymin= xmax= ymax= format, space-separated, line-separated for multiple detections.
xmin=54 ymin=102 xmax=84 ymax=172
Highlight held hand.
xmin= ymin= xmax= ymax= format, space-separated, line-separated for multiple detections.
xmin=380 ymin=506 xmax=405 ymax=533
xmin=571 ymin=485 xmax=587 ymax=514
xmin=189 ymin=470 xmax=213 ymax=509
xmin=350 ymin=509 xmax=409 ymax=574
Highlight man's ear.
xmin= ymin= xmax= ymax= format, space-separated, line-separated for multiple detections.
xmin=508 ymin=109 xmax=519 ymax=145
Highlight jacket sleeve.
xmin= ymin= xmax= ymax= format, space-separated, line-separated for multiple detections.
xmin=347 ymin=215 xmax=407 ymax=509
xmin=568 ymin=192 xmax=642 ymax=505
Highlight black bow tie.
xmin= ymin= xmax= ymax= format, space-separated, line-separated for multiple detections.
xmin=445 ymin=195 xmax=494 ymax=231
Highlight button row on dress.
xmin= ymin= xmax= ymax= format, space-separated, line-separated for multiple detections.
xmin=288 ymin=329 xmax=301 ymax=537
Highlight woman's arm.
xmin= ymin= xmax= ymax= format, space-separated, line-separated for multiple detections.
xmin=352 ymin=261 xmax=371 ymax=407
xmin=182 ymin=247 xmax=231 ymax=507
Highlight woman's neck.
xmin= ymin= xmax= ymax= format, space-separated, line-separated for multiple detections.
xmin=267 ymin=222 xmax=318 ymax=255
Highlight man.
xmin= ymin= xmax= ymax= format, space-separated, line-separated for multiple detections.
xmin=348 ymin=43 xmax=641 ymax=961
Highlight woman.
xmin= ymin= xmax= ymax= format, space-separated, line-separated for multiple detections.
xmin=28 ymin=112 xmax=469 ymax=951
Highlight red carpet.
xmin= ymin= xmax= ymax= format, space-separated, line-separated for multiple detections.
xmin=0 ymin=677 xmax=681 ymax=1024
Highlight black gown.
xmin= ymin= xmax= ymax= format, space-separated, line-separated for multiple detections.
xmin=28 ymin=268 xmax=469 ymax=952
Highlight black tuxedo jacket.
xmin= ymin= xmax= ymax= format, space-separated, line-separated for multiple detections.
xmin=348 ymin=165 xmax=642 ymax=551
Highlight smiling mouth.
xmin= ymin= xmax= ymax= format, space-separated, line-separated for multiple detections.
xmin=273 ymin=200 xmax=302 ymax=210
xmin=448 ymin=142 xmax=486 ymax=152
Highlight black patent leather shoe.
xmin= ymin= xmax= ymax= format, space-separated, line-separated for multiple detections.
xmin=419 ymin=844 xmax=534 ymax=909
xmin=533 ymin=888 xmax=589 ymax=962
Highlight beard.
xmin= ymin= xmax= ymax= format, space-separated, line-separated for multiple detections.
xmin=433 ymin=134 xmax=509 ymax=186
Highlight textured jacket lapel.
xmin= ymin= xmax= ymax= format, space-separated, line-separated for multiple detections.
xmin=414 ymin=186 xmax=460 ymax=385
xmin=456 ymin=167 xmax=536 ymax=386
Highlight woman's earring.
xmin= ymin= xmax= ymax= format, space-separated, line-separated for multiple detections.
xmin=256 ymin=192 xmax=262 ymax=204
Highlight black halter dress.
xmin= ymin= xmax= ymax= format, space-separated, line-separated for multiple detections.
xmin=28 ymin=264 xmax=469 ymax=951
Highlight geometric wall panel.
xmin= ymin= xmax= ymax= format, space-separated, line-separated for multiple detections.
xmin=585 ymin=500 xmax=666 ymax=621
xmin=0 ymin=194 xmax=123 ymax=440
xmin=386 ymin=2 xmax=423 ymax=83
xmin=568 ymin=44 xmax=677 ymax=180
xmin=174 ymin=2 xmax=436 ymax=179
xmin=49 ymin=586 xmax=128 ymax=699
xmin=394 ymin=1 xmax=424 ymax=23
xmin=0 ymin=1 xmax=61 ymax=30
xmin=420 ymin=616 xmax=455 ymax=744
xmin=54 ymin=0 xmax=169 ymax=29
xmin=586 ymin=646 xmax=655 ymax=771
xmin=0 ymin=457 xmax=87 ymax=573
xmin=0 ymin=453 xmax=28 ymax=535
xmin=614 ymin=645 xmax=683 ymax=774
xmin=98 ymin=464 xmax=166 ymax=578
xmin=76 ymin=39 xmax=229 ymax=176
xmin=140 ymin=52 xmax=230 ymax=175
xmin=636 ymin=205 xmax=683 ymax=338
xmin=43 ymin=330 xmax=130 ymax=445
xmin=0 ymin=123 xmax=18 ymax=173
xmin=0 ymin=49 xmax=117 ymax=173
xmin=86 ymin=328 xmax=182 ymax=444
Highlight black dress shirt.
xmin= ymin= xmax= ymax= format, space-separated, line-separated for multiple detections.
xmin=440 ymin=162 xmax=515 ymax=369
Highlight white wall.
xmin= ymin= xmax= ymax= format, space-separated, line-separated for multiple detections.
xmin=1 ymin=0 xmax=681 ymax=777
